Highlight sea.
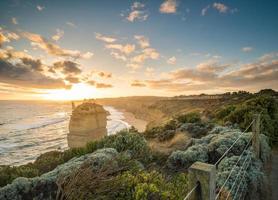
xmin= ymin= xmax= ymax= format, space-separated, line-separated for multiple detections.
xmin=0 ymin=101 xmax=131 ymax=166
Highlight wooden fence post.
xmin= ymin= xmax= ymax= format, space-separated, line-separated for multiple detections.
xmin=252 ymin=114 xmax=261 ymax=159
xmin=188 ymin=162 xmax=216 ymax=200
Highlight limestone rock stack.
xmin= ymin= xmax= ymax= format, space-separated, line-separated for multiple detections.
xmin=68 ymin=102 xmax=108 ymax=148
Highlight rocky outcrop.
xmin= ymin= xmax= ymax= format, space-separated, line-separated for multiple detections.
xmin=0 ymin=148 xmax=118 ymax=200
xmin=68 ymin=102 xmax=108 ymax=148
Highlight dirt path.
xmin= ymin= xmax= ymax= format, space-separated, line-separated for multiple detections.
xmin=148 ymin=132 xmax=191 ymax=155
xmin=270 ymin=148 xmax=278 ymax=200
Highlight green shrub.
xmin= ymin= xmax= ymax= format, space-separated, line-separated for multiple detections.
xmin=158 ymin=130 xmax=176 ymax=142
xmin=179 ymin=122 xmax=213 ymax=138
xmin=0 ymin=165 xmax=39 ymax=187
xmin=213 ymin=95 xmax=278 ymax=145
xmin=167 ymin=145 xmax=208 ymax=170
xmin=176 ymin=112 xmax=201 ymax=124
xmin=33 ymin=151 xmax=64 ymax=174
xmin=59 ymin=167 xmax=189 ymax=200
xmin=86 ymin=129 xmax=149 ymax=159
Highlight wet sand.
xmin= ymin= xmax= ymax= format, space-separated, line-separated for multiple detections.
xmin=120 ymin=110 xmax=148 ymax=132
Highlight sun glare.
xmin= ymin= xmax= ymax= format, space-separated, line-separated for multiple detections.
xmin=42 ymin=83 xmax=97 ymax=101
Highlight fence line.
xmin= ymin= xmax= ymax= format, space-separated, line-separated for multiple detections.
xmin=225 ymin=151 xmax=252 ymax=200
xmin=182 ymin=113 xmax=261 ymax=200
xmin=214 ymin=120 xmax=254 ymax=166
xmin=215 ymin=134 xmax=253 ymax=199
xmin=232 ymin=157 xmax=252 ymax=200
xmin=183 ymin=183 xmax=199 ymax=200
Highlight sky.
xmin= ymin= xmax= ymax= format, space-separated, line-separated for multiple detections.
xmin=0 ymin=0 xmax=277 ymax=100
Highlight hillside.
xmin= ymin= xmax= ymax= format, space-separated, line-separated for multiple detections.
xmin=0 ymin=89 xmax=277 ymax=200
xmin=96 ymin=90 xmax=278 ymax=128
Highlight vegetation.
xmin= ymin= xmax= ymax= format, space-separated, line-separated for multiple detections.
xmin=143 ymin=112 xmax=204 ymax=141
xmin=213 ymin=94 xmax=278 ymax=145
xmin=0 ymin=89 xmax=276 ymax=200
xmin=57 ymin=153 xmax=189 ymax=200
xmin=0 ymin=129 xmax=149 ymax=187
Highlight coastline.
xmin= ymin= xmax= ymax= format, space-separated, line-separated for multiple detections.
xmin=120 ymin=109 xmax=148 ymax=132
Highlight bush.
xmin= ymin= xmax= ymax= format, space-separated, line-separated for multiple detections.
xmin=33 ymin=151 xmax=65 ymax=174
xmin=179 ymin=122 xmax=213 ymax=138
xmin=86 ymin=130 xmax=149 ymax=159
xmin=57 ymin=163 xmax=189 ymax=200
xmin=176 ymin=112 xmax=201 ymax=124
xmin=213 ymin=95 xmax=278 ymax=145
xmin=216 ymin=151 xmax=265 ymax=200
xmin=167 ymin=145 xmax=208 ymax=170
xmin=0 ymin=148 xmax=119 ymax=200
xmin=157 ymin=130 xmax=175 ymax=142
xmin=0 ymin=165 xmax=39 ymax=187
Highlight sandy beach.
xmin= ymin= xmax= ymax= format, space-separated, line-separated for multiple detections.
xmin=120 ymin=110 xmax=148 ymax=132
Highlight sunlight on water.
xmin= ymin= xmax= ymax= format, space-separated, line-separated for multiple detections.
xmin=0 ymin=101 xmax=131 ymax=166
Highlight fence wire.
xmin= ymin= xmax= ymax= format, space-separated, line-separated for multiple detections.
xmin=214 ymin=120 xmax=254 ymax=166
xmin=215 ymin=134 xmax=253 ymax=199
xmin=183 ymin=183 xmax=199 ymax=200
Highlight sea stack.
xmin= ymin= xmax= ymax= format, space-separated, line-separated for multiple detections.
xmin=68 ymin=101 xmax=108 ymax=148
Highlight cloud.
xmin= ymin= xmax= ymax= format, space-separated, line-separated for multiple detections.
xmin=126 ymin=2 xmax=148 ymax=22
xmin=259 ymin=52 xmax=278 ymax=61
xmin=134 ymin=35 xmax=150 ymax=49
xmin=213 ymin=3 xmax=229 ymax=13
xmin=131 ymin=80 xmax=146 ymax=87
xmin=201 ymin=5 xmax=210 ymax=16
xmin=0 ymin=48 xmax=32 ymax=60
xmin=95 ymin=83 xmax=113 ymax=88
xmin=95 ymin=33 xmax=117 ymax=43
xmin=202 ymin=3 xmax=236 ymax=16
xmin=145 ymin=67 xmax=155 ymax=77
xmin=97 ymin=33 xmax=159 ymax=71
xmin=160 ymin=0 xmax=177 ymax=14
xmin=0 ymin=58 xmax=69 ymax=89
xmin=242 ymin=47 xmax=253 ymax=52
xmin=110 ymin=51 xmax=127 ymax=61
xmin=167 ymin=56 xmax=176 ymax=65
xmin=86 ymin=80 xmax=113 ymax=88
xmin=87 ymin=80 xmax=96 ymax=86
xmin=132 ymin=48 xmax=159 ymax=63
xmin=132 ymin=2 xmax=145 ymax=10
xmin=82 ymin=52 xmax=94 ymax=59
xmin=105 ymin=43 xmax=135 ymax=55
xmin=127 ymin=10 xmax=148 ymax=22
xmin=11 ymin=17 xmax=18 ymax=25
xmin=135 ymin=55 xmax=278 ymax=93
xmin=126 ymin=63 xmax=141 ymax=70
xmin=66 ymin=22 xmax=76 ymax=28
xmin=65 ymin=75 xmax=80 ymax=84
xmin=98 ymin=71 xmax=112 ymax=78
xmin=52 ymin=29 xmax=64 ymax=41
xmin=37 ymin=5 xmax=45 ymax=11
xmin=22 ymin=31 xmax=93 ymax=59
xmin=52 ymin=61 xmax=82 ymax=75
xmin=20 ymin=57 xmax=43 ymax=71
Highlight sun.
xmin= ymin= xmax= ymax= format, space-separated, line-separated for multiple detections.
xmin=41 ymin=83 xmax=97 ymax=101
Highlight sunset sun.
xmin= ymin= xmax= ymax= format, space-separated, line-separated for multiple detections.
xmin=42 ymin=83 xmax=97 ymax=101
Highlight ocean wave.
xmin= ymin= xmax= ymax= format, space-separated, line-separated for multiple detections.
xmin=26 ymin=117 xmax=69 ymax=130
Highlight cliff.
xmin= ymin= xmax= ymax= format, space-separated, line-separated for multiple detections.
xmin=68 ymin=102 xmax=108 ymax=148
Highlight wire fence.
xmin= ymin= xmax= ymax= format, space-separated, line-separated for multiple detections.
xmin=215 ymin=134 xmax=254 ymax=199
xmin=183 ymin=183 xmax=199 ymax=200
xmin=214 ymin=120 xmax=254 ymax=166
xmin=182 ymin=118 xmax=256 ymax=200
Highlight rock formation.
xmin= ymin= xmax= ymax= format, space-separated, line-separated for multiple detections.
xmin=68 ymin=101 xmax=108 ymax=148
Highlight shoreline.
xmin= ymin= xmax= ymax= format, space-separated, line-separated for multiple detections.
xmin=120 ymin=109 xmax=148 ymax=132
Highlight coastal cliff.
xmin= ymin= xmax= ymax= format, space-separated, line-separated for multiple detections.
xmin=68 ymin=102 xmax=108 ymax=148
